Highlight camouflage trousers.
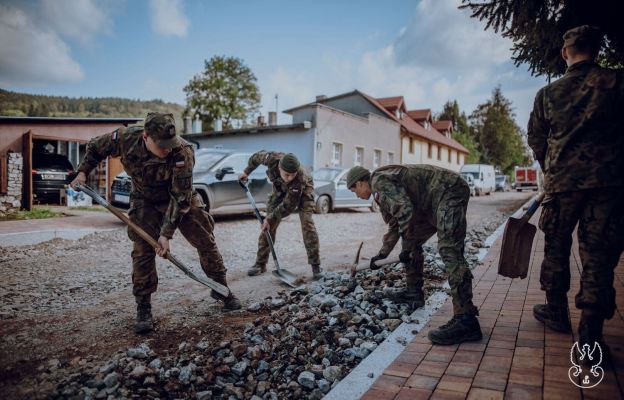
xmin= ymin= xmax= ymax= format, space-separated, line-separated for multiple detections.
xmin=128 ymin=193 xmax=227 ymax=301
xmin=539 ymin=187 xmax=624 ymax=319
xmin=255 ymin=194 xmax=320 ymax=268
xmin=406 ymin=182 xmax=477 ymax=316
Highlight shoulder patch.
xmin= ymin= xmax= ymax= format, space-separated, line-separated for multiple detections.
xmin=112 ymin=130 xmax=119 ymax=141
xmin=175 ymin=160 xmax=186 ymax=168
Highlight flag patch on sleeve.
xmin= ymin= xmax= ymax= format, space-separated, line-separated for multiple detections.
xmin=175 ymin=160 xmax=186 ymax=168
xmin=112 ymin=130 xmax=118 ymax=140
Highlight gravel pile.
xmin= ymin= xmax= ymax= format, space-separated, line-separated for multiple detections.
xmin=39 ymin=215 xmax=504 ymax=400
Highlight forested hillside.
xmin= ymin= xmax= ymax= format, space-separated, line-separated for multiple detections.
xmin=0 ymin=89 xmax=184 ymax=119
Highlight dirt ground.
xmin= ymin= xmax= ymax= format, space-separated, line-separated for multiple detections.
xmin=0 ymin=191 xmax=532 ymax=397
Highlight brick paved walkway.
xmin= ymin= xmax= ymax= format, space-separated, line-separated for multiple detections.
xmin=363 ymin=213 xmax=624 ymax=399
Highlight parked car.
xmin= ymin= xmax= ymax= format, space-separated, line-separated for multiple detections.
xmin=111 ymin=149 xmax=272 ymax=215
xmin=111 ymin=171 xmax=132 ymax=208
xmin=192 ymin=149 xmax=271 ymax=215
xmin=313 ymin=167 xmax=376 ymax=214
xmin=32 ymin=152 xmax=76 ymax=204
xmin=495 ymin=175 xmax=510 ymax=192
xmin=460 ymin=173 xmax=476 ymax=197
xmin=460 ymin=164 xmax=495 ymax=196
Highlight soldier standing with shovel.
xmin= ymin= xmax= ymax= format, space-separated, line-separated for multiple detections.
xmin=71 ymin=112 xmax=241 ymax=334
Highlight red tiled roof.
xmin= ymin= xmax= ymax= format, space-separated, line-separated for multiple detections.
xmin=433 ymin=120 xmax=453 ymax=133
xmin=376 ymin=96 xmax=405 ymax=111
xmin=407 ymin=109 xmax=431 ymax=121
xmin=358 ymin=92 xmax=468 ymax=153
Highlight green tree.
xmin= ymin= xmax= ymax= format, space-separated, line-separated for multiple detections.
xmin=460 ymin=0 xmax=623 ymax=77
xmin=436 ymin=100 xmax=481 ymax=164
xmin=183 ymin=56 xmax=261 ymax=131
xmin=469 ymin=87 xmax=529 ymax=174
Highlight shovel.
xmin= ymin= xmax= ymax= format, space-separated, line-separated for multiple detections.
xmin=498 ymin=192 xmax=545 ymax=279
xmin=76 ymin=184 xmax=230 ymax=297
xmin=238 ymin=180 xmax=298 ymax=287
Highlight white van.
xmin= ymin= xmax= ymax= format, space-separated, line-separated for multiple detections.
xmin=460 ymin=164 xmax=496 ymax=196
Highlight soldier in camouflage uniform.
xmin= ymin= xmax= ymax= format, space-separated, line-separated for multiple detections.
xmin=239 ymin=151 xmax=322 ymax=279
xmin=347 ymin=164 xmax=482 ymax=345
xmin=71 ymin=113 xmax=241 ymax=334
xmin=528 ymin=25 xmax=624 ymax=351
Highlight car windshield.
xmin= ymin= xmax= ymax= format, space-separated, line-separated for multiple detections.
xmin=462 ymin=172 xmax=479 ymax=179
xmin=33 ymin=153 xmax=73 ymax=170
xmin=313 ymin=169 xmax=342 ymax=181
xmin=195 ymin=152 xmax=227 ymax=172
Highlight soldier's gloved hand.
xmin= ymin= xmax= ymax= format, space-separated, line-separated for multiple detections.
xmin=238 ymin=172 xmax=249 ymax=183
xmin=399 ymin=250 xmax=412 ymax=265
xmin=370 ymin=252 xmax=387 ymax=270
xmin=70 ymin=171 xmax=87 ymax=190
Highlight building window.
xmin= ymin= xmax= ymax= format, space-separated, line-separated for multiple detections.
xmin=373 ymin=150 xmax=381 ymax=169
xmin=427 ymin=143 xmax=432 ymax=158
xmin=387 ymin=152 xmax=394 ymax=165
xmin=354 ymin=147 xmax=364 ymax=166
xmin=437 ymin=146 xmax=442 ymax=160
xmin=331 ymin=142 xmax=342 ymax=167
xmin=424 ymin=121 xmax=429 ymax=130
xmin=448 ymin=149 xmax=452 ymax=163
xmin=409 ymin=138 xmax=414 ymax=154
xmin=316 ymin=141 xmax=322 ymax=150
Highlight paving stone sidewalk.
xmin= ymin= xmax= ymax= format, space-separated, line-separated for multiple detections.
xmin=363 ymin=212 xmax=624 ymax=400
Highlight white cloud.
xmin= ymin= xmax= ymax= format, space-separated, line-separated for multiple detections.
xmin=149 ymin=0 xmax=189 ymax=38
xmin=40 ymin=0 xmax=113 ymax=46
xmin=0 ymin=4 xmax=84 ymax=86
xmin=394 ymin=0 xmax=511 ymax=70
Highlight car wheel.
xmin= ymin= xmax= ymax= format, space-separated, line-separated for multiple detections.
xmin=315 ymin=195 xmax=331 ymax=214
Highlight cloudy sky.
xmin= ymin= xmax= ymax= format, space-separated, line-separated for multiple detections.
xmin=0 ymin=0 xmax=547 ymax=128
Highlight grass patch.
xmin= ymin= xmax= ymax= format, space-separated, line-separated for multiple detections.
xmin=0 ymin=207 xmax=63 ymax=221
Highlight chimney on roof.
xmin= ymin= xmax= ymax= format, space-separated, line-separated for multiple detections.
xmin=214 ymin=119 xmax=222 ymax=132
xmin=257 ymin=115 xmax=266 ymax=127
xmin=316 ymin=95 xmax=327 ymax=102
xmin=184 ymin=116 xmax=192 ymax=134
xmin=268 ymin=111 xmax=277 ymax=126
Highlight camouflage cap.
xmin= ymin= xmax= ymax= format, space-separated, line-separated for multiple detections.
xmin=563 ymin=25 xmax=602 ymax=49
xmin=143 ymin=113 xmax=181 ymax=149
xmin=279 ymin=153 xmax=300 ymax=173
xmin=346 ymin=166 xmax=371 ymax=189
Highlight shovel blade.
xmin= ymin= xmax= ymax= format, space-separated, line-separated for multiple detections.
xmin=272 ymin=269 xmax=298 ymax=287
xmin=498 ymin=217 xmax=537 ymax=279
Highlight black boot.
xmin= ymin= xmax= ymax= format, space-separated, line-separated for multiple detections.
xmin=134 ymin=303 xmax=153 ymax=334
xmin=533 ymin=292 xmax=571 ymax=333
xmin=312 ymin=264 xmax=324 ymax=280
xmin=387 ymin=287 xmax=425 ymax=309
xmin=428 ymin=314 xmax=482 ymax=345
xmin=247 ymin=264 xmax=267 ymax=276
xmin=578 ymin=309 xmax=609 ymax=367
xmin=210 ymin=275 xmax=243 ymax=311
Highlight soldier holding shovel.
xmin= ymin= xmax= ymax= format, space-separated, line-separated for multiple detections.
xmin=71 ymin=112 xmax=241 ymax=334
xmin=346 ymin=164 xmax=482 ymax=345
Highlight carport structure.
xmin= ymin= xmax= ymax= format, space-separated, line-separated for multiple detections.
xmin=0 ymin=116 xmax=142 ymax=210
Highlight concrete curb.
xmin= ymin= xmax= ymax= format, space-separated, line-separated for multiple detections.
xmin=0 ymin=228 xmax=118 ymax=247
xmin=325 ymin=197 xmax=536 ymax=400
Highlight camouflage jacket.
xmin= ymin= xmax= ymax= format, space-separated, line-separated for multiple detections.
xmin=528 ymin=60 xmax=624 ymax=193
xmin=243 ymin=150 xmax=314 ymax=221
xmin=371 ymin=164 xmax=463 ymax=255
xmin=77 ymin=126 xmax=194 ymax=239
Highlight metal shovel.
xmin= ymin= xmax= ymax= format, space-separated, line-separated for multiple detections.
xmin=238 ymin=180 xmax=298 ymax=287
xmin=498 ymin=192 xmax=545 ymax=279
xmin=76 ymin=183 xmax=230 ymax=297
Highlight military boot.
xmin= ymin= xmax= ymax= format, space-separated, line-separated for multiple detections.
xmin=134 ymin=303 xmax=153 ymax=334
xmin=312 ymin=264 xmax=324 ymax=280
xmin=210 ymin=275 xmax=243 ymax=311
xmin=247 ymin=264 xmax=267 ymax=276
xmin=387 ymin=287 xmax=425 ymax=309
xmin=428 ymin=314 xmax=483 ymax=345
xmin=533 ymin=292 xmax=571 ymax=333
xmin=578 ymin=309 xmax=609 ymax=367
